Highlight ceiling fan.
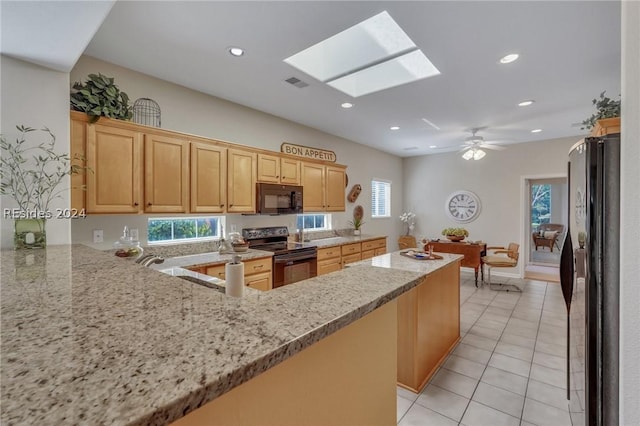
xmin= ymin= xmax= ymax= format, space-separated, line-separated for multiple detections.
xmin=459 ymin=127 xmax=505 ymax=160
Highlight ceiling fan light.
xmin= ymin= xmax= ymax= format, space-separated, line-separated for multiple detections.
xmin=462 ymin=150 xmax=474 ymax=160
xmin=473 ymin=149 xmax=486 ymax=160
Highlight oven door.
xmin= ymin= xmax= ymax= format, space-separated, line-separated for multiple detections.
xmin=273 ymin=251 xmax=317 ymax=288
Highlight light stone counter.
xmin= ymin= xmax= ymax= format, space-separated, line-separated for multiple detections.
xmin=1 ymin=244 xmax=459 ymax=425
xmin=147 ymin=248 xmax=273 ymax=270
xmin=352 ymin=250 xmax=464 ymax=274
xmin=305 ymin=233 xmax=387 ymax=249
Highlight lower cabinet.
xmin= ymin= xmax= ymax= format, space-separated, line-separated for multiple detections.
xmin=317 ymin=246 xmax=342 ymax=276
xmin=199 ymin=256 xmax=273 ymax=291
xmin=342 ymin=243 xmax=362 ymax=266
xmin=362 ymin=238 xmax=387 ymax=259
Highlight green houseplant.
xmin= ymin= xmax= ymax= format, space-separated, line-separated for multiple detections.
xmin=1 ymin=126 xmax=87 ymax=249
xmin=348 ymin=205 xmax=365 ymax=235
xmin=442 ymin=227 xmax=469 ymax=242
xmin=70 ymin=73 xmax=133 ymax=123
xmin=581 ymin=91 xmax=621 ymax=130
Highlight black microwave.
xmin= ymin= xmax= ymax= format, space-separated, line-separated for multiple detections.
xmin=256 ymin=183 xmax=303 ymax=215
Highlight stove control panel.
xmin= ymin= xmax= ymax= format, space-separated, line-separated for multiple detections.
xmin=242 ymin=226 xmax=289 ymax=240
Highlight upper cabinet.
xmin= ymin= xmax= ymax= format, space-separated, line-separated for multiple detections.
xmin=86 ymin=123 xmax=143 ymax=213
xmin=258 ymin=153 xmax=301 ymax=185
xmin=301 ymin=163 xmax=346 ymax=212
xmin=71 ymin=112 xmax=346 ymax=215
xmin=191 ymin=142 xmax=227 ymax=213
xmin=227 ymin=148 xmax=257 ymax=213
xmin=144 ymin=134 xmax=189 ymax=213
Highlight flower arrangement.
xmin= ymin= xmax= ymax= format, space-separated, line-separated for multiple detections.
xmin=399 ymin=212 xmax=416 ymax=236
xmin=442 ymin=227 xmax=469 ymax=237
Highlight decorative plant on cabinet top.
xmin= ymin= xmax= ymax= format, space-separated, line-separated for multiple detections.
xmin=70 ymin=73 xmax=133 ymax=123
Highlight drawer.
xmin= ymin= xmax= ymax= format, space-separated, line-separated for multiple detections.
xmin=245 ymin=271 xmax=272 ymax=291
xmin=342 ymin=252 xmax=362 ymax=265
xmin=205 ymin=264 xmax=226 ymax=279
xmin=317 ymin=246 xmax=341 ymax=260
xmin=361 ymin=249 xmax=375 ymax=260
xmin=362 ymin=238 xmax=386 ymax=251
xmin=341 ymin=242 xmax=361 ymax=255
xmin=374 ymin=247 xmax=387 ymax=256
xmin=244 ymin=256 xmax=272 ymax=275
xmin=317 ymin=258 xmax=342 ymax=276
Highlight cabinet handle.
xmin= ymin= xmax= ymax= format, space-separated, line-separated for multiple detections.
xmin=253 ymin=265 xmax=263 ymax=269
xmin=147 ymin=202 xmax=152 ymax=206
xmin=230 ymin=204 xmax=234 ymax=207
xmin=133 ymin=202 xmax=139 ymax=206
xmin=220 ymin=204 xmax=225 ymax=208
xmin=276 ymin=175 xmax=279 ymax=178
xmin=282 ymin=176 xmax=285 ymax=179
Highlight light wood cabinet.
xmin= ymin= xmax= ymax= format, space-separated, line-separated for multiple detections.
xmin=70 ymin=116 xmax=86 ymax=212
xmin=397 ymin=261 xmax=460 ymax=392
xmin=317 ymin=246 xmax=343 ymax=276
xmin=257 ymin=154 xmax=301 ymax=185
xmin=341 ymin=242 xmax=361 ymax=256
xmin=204 ymin=257 xmax=273 ymax=291
xmin=301 ymin=162 xmax=346 ymax=212
xmin=362 ymin=238 xmax=387 ymax=259
xmin=86 ymin=123 xmax=143 ymax=213
xmin=144 ymin=134 xmax=189 ymax=213
xmin=191 ymin=142 xmax=227 ymax=213
xmin=325 ymin=166 xmax=346 ymax=211
xmin=280 ymin=158 xmax=301 ymax=185
xmin=227 ymin=148 xmax=257 ymax=213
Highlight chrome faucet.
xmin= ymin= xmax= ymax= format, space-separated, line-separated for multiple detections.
xmin=135 ymin=254 xmax=165 ymax=266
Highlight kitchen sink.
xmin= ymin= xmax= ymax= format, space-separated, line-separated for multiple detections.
xmin=177 ymin=275 xmax=225 ymax=293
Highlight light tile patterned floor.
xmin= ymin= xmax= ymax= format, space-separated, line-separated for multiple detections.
xmin=397 ymin=272 xmax=582 ymax=426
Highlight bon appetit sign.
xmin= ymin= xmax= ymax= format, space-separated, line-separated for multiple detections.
xmin=281 ymin=143 xmax=336 ymax=163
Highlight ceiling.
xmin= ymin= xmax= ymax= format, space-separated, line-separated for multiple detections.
xmin=3 ymin=1 xmax=621 ymax=158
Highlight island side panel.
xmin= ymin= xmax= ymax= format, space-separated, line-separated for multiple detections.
xmin=397 ymin=260 xmax=461 ymax=392
xmin=172 ymin=300 xmax=398 ymax=426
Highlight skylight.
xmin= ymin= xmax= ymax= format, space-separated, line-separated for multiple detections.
xmin=283 ymin=11 xmax=440 ymax=97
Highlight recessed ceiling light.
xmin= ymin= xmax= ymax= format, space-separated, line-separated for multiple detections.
xmin=429 ymin=145 xmax=437 ymax=149
xmin=499 ymin=53 xmax=519 ymax=64
xmin=341 ymin=102 xmax=353 ymax=109
xmin=518 ymin=100 xmax=535 ymax=107
xmin=531 ymin=129 xmax=542 ymax=133
xmin=390 ymin=126 xmax=400 ymax=130
xmin=228 ymin=47 xmax=244 ymax=57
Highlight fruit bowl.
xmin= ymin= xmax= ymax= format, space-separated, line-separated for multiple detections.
xmin=232 ymin=243 xmax=249 ymax=252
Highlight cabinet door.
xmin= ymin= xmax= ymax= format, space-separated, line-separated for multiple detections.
xmin=228 ymin=149 xmax=257 ymax=213
xmin=70 ymin=117 xmax=86 ymax=211
xmin=301 ymin=162 xmax=325 ymax=211
xmin=206 ymin=264 xmax=226 ymax=280
xmin=280 ymin=158 xmax=301 ymax=185
xmin=86 ymin=124 xmax=142 ymax=213
xmin=361 ymin=249 xmax=375 ymax=260
xmin=326 ymin=166 xmax=346 ymax=212
xmin=257 ymin=153 xmax=280 ymax=183
xmin=342 ymin=253 xmax=362 ymax=265
xmin=191 ymin=142 xmax=227 ymax=213
xmin=245 ymin=271 xmax=272 ymax=291
xmin=317 ymin=258 xmax=342 ymax=276
xmin=144 ymin=134 xmax=189 ymax=213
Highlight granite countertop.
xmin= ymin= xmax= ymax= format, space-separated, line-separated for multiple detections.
xmin=0 ymin=244 xmax=458 ymax=426
xmin=147 ymin=248 xmax=273 ymax=270
xmin=305 ymin=234 xmax=387 ymax=249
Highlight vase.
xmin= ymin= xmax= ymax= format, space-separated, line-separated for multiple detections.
xmin=353 ymin=229 xmax=361 ymax=236
xmin=446 ymin=235 xmax=464 ymax=242
xmin=14 ymin=218 xmax=46 ymax=249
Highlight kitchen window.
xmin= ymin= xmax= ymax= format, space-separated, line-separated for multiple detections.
xmin=297 ymin=214 xmax=331 ymax=231
xmin=147 ymin=216 xmax=225 ymax=244
xmin=371 ymin=179 xmax=391 ymax=218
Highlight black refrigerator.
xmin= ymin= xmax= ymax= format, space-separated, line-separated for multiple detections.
xmin=560 ymin=133 xmax=620 ymax=426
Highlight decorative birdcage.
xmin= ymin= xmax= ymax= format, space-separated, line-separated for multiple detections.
xmin=132 ymin=98 xmax=161 ymax=127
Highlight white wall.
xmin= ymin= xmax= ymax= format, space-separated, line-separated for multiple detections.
xmin=0 ymin=55 xmax=71 ymax=248
xmin=403 ymin=136 xmax=576 ymax=276
xmin=620 ymin=1 xmax=640 ymax=423
xmin=69 ymin=56 xmax=404 ymax=249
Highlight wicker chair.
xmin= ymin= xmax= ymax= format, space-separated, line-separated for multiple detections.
xmin=482 ymin=243 xmax=521 ymax=292
xmin=398 ymin=235 xmax=417 ymax=250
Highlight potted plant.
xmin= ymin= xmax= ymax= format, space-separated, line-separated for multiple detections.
xmin=348 ymin=205 xmax=365 ymax=236
xmin=70 ymin=73 xmax=133 ymax=123
xmin=580 ymin=91 xmax=621 ymax=132
xmin=442 ymin=227 xmax=469 ymax=242
xmin=1 ymin=126 xmax=87 ymax=249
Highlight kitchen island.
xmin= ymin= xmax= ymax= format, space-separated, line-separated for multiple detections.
xmin=1 ymin=245 xmax=460 ymax=425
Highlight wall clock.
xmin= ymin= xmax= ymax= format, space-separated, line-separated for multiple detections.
xmin=445 ymin=190 xmax=481 ymax=223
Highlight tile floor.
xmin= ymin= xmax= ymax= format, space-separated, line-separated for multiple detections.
xmin=397 ymin=272 xmax=583 ymax=426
